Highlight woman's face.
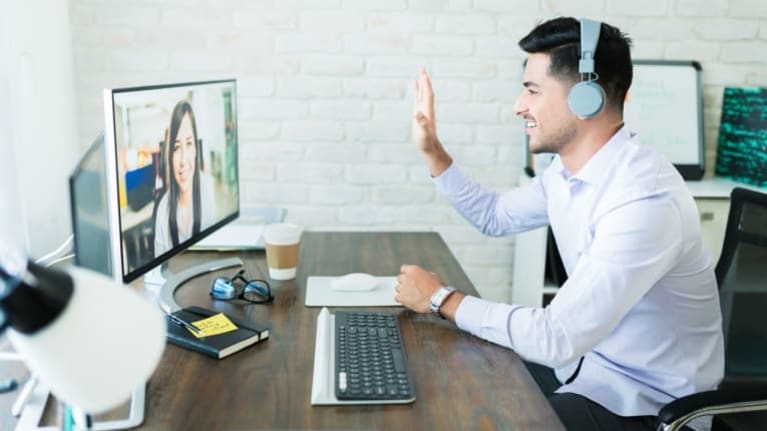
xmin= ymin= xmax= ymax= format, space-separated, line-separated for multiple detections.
xmin=172 ymin=112 xmax=196 ymax=194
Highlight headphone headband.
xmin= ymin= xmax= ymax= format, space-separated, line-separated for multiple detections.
xmin=567 ymin=18 xmax=605 ymax=118
xmin=578 ymin=18 xmax=601 ymax=75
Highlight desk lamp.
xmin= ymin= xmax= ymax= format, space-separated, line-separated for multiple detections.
xmin=0 ymin=258 xmax=166 ymax=427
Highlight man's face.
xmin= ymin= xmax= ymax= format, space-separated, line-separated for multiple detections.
xmin=514 ymin=53 xmax=577 ymax=154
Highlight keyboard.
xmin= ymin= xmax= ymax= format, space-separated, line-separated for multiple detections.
xmin=334 ymin=311 xmax=415 ymax=402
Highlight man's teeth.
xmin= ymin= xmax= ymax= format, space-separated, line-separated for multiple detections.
xmin=527 ymin=122 xmax=537 ymax=128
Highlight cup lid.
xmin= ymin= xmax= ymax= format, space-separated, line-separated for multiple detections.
xmin=263 ymin=223 xmax=302 ymax=245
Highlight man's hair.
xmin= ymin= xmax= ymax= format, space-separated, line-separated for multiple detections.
xmin=519 ymin=17 xmax=633 ymax=113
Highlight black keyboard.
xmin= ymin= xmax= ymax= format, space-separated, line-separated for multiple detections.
xmin=334 ymin=311 xmax=415 ymax=402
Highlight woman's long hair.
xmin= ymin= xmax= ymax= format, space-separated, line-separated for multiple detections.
xmin=166 ymin=100 xmax=201 ymax=246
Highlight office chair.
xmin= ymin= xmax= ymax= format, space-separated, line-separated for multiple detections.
xmin=659 ymin=187 xmax=767 ymax=431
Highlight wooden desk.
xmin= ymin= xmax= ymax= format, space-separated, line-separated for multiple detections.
xmin=1 ymin=231 xmax=564 ymax=431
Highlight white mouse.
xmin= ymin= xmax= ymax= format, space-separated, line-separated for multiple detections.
xmin=330 ymin=273 xmax=378 ymax=292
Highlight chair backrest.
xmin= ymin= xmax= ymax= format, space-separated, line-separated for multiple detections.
xmin=714 ymin=187 xmax=767 ymax=378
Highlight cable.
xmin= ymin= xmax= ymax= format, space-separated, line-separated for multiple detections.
xmin=35 ymin=234 xmax=74 ymax=265
xmin=44 ymin=253 xmax=75 ymax=267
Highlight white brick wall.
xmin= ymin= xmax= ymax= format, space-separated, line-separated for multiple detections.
xmin=71 ymin=0 xmax=767 ymax=302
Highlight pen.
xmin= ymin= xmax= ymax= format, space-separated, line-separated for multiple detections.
xmin=170 ymin=314 xmax=205 ymax=337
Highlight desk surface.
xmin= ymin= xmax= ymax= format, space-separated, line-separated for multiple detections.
xmin=0 ymin=231 xmax=564 ymax=431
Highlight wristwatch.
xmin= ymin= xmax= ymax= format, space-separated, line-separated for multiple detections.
xmin=429 ymin=286 xmax=457 ymax=319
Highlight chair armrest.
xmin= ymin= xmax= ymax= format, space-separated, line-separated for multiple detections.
xmin=659 ymin=387 xmax=767 ymax=430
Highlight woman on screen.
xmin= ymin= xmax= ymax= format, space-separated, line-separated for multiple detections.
xmin=154 ymin=100 xmax=213 ymax=257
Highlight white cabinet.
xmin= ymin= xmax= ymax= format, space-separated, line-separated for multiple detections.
xmin=510 ymin=226 xmax=550 ymax=307
xmin=510 ymin=175 xmax=761 ymax=307
xmin=695 ymin=198 xmax=729 ymax=265
xmin=684 ymin=178 xmax=756 ymax=265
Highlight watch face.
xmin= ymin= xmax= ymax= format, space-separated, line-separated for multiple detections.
xmin=429 ymin=296 xmax=440 ymax=313
xmin=430 ymin=287 xmax=452 ymax=315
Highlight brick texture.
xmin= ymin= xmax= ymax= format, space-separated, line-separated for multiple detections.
xmin=71 ymin=0 xmax=767 ymax=302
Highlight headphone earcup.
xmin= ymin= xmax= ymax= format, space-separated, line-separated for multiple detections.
xmin=568 ymin=81 xmax=606 ymax=118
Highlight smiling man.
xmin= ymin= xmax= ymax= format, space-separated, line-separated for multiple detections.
xmin=396 ymin=17 xmax=724 ymax=431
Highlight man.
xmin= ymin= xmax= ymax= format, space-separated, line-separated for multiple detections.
xmin=395 ymin=17 xmax=724 ymax=431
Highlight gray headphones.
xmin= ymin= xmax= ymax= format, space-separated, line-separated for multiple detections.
xmin=567 ymin=18 xmax=605 ymax=118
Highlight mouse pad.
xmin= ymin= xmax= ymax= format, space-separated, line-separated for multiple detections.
xmin=305 ymin=276 xmax=400 ymax=307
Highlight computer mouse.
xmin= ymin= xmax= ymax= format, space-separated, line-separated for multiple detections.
xmin=330 ymin=273 xmax=378 ymax=292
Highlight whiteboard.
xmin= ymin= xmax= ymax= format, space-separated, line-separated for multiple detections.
xmin=624 ymin=60 xmax=704 ymax=179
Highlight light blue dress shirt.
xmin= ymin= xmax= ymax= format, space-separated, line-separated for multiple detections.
xmin=434 ymin=127 xmax=724 ymax=428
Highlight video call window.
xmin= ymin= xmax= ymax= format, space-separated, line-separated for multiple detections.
xmin=108 ymin=80 xmax=239 ymax=280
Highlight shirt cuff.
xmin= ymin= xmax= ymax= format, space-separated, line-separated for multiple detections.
xmin=432 ymin=162 xmax=468 ymax=195
xmin=455 ymin=295 xmax=521 ymax=349
xmin=454 ymin=295 xmax=485 ymax=333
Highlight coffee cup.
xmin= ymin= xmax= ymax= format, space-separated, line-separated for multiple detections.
xmin=262 ymin=223 xmax=302 ymax=280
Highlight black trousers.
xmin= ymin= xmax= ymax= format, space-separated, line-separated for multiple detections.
xmin=524 ymin=361 xmax=666 ymax=431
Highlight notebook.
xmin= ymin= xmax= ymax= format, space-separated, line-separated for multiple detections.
xmin=166 ymin=306 xmax=269 ymax=359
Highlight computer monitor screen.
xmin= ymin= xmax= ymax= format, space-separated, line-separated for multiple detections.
xmin=103 ymin=79 xmax=239 ymax=283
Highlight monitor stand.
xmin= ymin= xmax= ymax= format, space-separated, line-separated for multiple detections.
xmin=137 ymin=266 xmax=166 ymax=304
xmin=143 ymin=265 xmax=165 ymax=288
xmin=157 ymin=256 xmax=243 ymax=313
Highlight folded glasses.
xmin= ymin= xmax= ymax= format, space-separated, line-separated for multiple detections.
xmin=210 ymin=269 xmax=273 ymax=304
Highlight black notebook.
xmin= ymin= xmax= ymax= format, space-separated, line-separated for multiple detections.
xmin=166 ymin=306 xmax=269 ymax=359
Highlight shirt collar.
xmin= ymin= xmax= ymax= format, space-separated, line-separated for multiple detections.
xmin=563 ymin=125 xmax=633 ymax=186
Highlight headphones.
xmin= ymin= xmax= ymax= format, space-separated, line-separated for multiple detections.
xmin=567 ymin=18 xmax=605 ymax=119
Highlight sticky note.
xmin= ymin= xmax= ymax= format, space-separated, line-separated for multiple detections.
xmin=190 ymin=313 xmax=238 ymax=338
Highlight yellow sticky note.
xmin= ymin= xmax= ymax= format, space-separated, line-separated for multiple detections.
xmin=190 ymin=313 xmax=238 ymax=338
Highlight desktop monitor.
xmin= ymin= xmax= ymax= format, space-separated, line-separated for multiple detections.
xmin=99 ymin=79 xmax=240 ymax=284
xmin=66 ymin=79 xmax=240 ymax=428
xmin=70 ymin=132 xmax=114 ymax=277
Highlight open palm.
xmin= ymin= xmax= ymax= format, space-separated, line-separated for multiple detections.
xmin=412 ymin=68 xmax=438 ymax=153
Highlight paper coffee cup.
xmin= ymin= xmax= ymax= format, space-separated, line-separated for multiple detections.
xmin=262 ymin=223 xmax=302 ymax=280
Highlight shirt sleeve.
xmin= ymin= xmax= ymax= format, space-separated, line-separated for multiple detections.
xmin=454 ymin=296 xmax=521 ymax=348
xmin=433 ymin=163 xmax=549 ymax=236
xmin=455 ymin=194 xmax=685 ymax=368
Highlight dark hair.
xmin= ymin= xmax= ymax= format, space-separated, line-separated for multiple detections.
xmin=166 ymin=100 xmax=201 ymax=246
xmin=518 ymin=17 xmax=633 ymax=113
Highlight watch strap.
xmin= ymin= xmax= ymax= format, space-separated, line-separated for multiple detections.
xmin=429 ymin=286 xmax=456 ymax=318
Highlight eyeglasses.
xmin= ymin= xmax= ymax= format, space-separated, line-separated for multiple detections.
xmin=210 ymin=269 xmax=273 ymax=304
